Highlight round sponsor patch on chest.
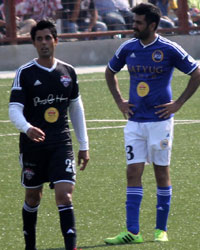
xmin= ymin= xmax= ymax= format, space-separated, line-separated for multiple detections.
xmin=44 ymin=107 xmax=59 ymax=123
xmin=137 ymin=82 xmax=150 ymax=97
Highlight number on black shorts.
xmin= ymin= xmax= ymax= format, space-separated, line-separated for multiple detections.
xmin=65 ymin=159 xmax=75 ymax=173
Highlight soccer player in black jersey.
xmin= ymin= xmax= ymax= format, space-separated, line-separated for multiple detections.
xmin=9 ymin=20 xmax=89 ymax=250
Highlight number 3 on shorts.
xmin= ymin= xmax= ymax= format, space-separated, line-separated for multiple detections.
xmin=65 ymin=159 xmax=76 ymax=173
xmin=126 ymin=145 xmax=134 ymax=161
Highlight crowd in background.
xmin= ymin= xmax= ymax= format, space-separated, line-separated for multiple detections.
xmin=0 ymin=0 xmax=200 ymax=40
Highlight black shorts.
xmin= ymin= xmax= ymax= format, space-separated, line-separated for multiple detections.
xmin=19 ymin=145 xmax=76 ymax=188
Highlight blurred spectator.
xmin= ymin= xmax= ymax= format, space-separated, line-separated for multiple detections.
xmin=188 ymin=0 xmax=200 ymax=25
xmin=115 ymin=0 xmax=134 ymax=30
xmin=168 ymin=0 xmax=178 ymax=18
xmin=94 ymin=0 xmax=127 ymax=31
xmin=22 ymin=0 xmax=63 ymax=22
xmin=129 ymin=0 xmax=134 ymax=7
xmin=61 ymin=0 xmax=80 ymax=33
xmin=157 ymin=0 xmax=169 ymax=16
xmin=188 ymin=0 xmax=200 ymax=10
xmin=169 ymin=0 xmax=178 ymax=10
xmin=0 ymin=0 xmax=36 ymax=37
xmin=15 ymin=0 xmax=36 ymax=36
xmin=132 ymin=0 xmax=148 ymax=5
xmin=159 ymin=16 xmax=175 ymax=29
xmin=0 ymin=4 xmax=5 ymax=38
xmin=148 ymin=0 xmax=175 ymax=29
xmin=77 ymin=0 xmax=107 ymax=33
xmin=148 ymin=0 xmax=157 ymax=5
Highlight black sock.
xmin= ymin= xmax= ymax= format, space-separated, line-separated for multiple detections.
xmin=58 ymin=204 xmax=76 ymax=250
xmin=22 ymin=202 xmax=39 ymax=250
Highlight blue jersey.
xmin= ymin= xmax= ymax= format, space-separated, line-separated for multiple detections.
xmin=108 ymin=35 xmax=198 ymax=122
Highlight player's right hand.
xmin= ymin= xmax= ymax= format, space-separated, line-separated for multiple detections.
xmin=118 ymin=100 xmax=134 ymax=119
xmin=26 ymin=126 xmax=46 ymax=142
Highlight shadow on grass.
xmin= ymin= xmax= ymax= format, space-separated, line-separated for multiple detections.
xmin=79 ymin=241 xmax=155 ymax=249
xmin=40 ymin=245 xmax=108 ymax=250
xmin=41 ymin=241 xmax=155 ymax=250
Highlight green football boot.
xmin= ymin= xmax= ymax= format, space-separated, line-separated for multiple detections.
xmin=154 ymin=229 xmax=168 ymax=242
xmin=104 ymin=231 xmax=143 ymax=245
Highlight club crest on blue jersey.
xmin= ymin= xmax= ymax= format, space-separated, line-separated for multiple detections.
xmin=160 ymin=139 xmax=169 ymax=149
xmin=60 ymin=75 xmax=71 ymax=87
xmin=152 ymin=50 xmax=164 ymax=63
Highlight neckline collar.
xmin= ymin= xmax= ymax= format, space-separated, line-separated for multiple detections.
xmin=33 ymin=58 xmax=58 ymax=72
xmin=139 ymin=35 xmax=159 ymax=48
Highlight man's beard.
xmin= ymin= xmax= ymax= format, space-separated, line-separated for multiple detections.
xmin=133 ymin=28 xmax=151 ymax=40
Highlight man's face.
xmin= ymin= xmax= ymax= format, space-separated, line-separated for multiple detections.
xmin=33 ymin=28 xmax=58 ymax=59
xmin=132 ymin=14 xmax=152 ymax=40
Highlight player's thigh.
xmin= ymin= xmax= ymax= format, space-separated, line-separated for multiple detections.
xmin=49 ymin=145 xmax=76 ymax=186
xmin=148 ymin=118 xmax=174 ymax=166
xmin=19 ymin=150 xmax=47 ymax=188
xmin=124 ymin=121 xmax=147 ymax=164
xmin=127 ymin=162 xmax=145 ymax=186
xmin=154 ymin=164 xmax=171 ymax=186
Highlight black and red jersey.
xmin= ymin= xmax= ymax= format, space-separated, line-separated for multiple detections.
xmin=10 ymin=58 xmax=79 ymax=152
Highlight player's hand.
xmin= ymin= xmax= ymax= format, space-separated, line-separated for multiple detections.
xmin=78 ymin=150 xmax=90 ymax=171
xmin=155 ymin=100 xmax=182 ymax=119
xmin=118 ymin=100 xmax=134 ymax=119
xmin=26 ymin=126 xmax=46 ymax=142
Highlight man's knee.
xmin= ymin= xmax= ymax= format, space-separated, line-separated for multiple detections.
xmin=25 ymin=188 xmax=42 ymax=207
xmin=55 ymin=182 xmax=74 ymax=205
xmin=126 ymin=164 xmax=144 ymax=186
xmin=56 ymin=192 xmax=72 ymax=205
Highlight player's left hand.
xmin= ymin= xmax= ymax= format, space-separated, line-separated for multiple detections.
xmin=78 ymin=150 xmax=90 ymax=171
xmin=155 ymin=100 xmax=182 ymax=119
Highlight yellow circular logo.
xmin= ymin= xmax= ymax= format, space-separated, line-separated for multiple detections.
xmin=137 ymin=82 xmax=150 ymax=97
xmin=44 ymin=107 xmax=59 ymax=123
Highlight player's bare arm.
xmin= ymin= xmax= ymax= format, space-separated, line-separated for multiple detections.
xmin=105 ymin=66 xmax=134 ymax=119
xmin=26 ymin=126 xmax=46 ymax=142
xmin=78 ymin=150 xmax=90 ymax=171
xmin=155 ymin=67 xmax=200 ymax=119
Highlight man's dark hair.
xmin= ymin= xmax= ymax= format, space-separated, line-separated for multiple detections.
xmin=30 ymin=19 xmax=57 ymax=41
xmin=132 ymin=3 xmax=161 ymax=30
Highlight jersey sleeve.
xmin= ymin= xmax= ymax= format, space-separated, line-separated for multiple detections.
xmin=69 ymin=66 xmax=79 ymax=100
xmin=9 ymin=68 xmax=27 ymax=107
xmin=108 ymin=42 xmax=128 ymax=73
xmin=171 ymin=43 xmax=198 ymax=74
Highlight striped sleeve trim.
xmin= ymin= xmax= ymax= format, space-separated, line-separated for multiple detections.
xmin=115 ymin=38 xmax=138 ymax=59
xmin=158 ymin=36 xmax=188 ymax=59
xmin=12 ymin=60 xmax=35 ymax=89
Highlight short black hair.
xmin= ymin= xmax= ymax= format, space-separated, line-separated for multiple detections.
xmin=132 ymin=3 xmax=161 ymax=30
xmin=30 ymin=19 xmax=57 ymax=41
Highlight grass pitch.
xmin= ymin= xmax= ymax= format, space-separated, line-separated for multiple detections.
xmin=0 ymin=69 xmax=200 ymax=250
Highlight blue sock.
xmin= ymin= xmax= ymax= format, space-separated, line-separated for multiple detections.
xmin=126 ymin=187 xmax=143 ymax=234
xmin=156 ymin=186 xmax=172 ymax=231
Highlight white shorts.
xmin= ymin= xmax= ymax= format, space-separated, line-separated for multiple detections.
xmin=124 ymin=118 xmax=174 ymax=166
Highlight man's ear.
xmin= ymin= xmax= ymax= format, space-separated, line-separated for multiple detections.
xmin=150 ymin=21 xmax=157 ymax=31
xmin=54 ymin=37 xmax=59 ymax=45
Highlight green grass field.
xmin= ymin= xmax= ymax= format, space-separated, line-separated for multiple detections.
xmin=0 ymin=70 xmax=200 ymax=250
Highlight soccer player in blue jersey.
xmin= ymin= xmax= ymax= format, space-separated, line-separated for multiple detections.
xmin=104 ymin=3 xmax=200 ymax=245
xmin=9 ymin=20 xmax=88 ymax=250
